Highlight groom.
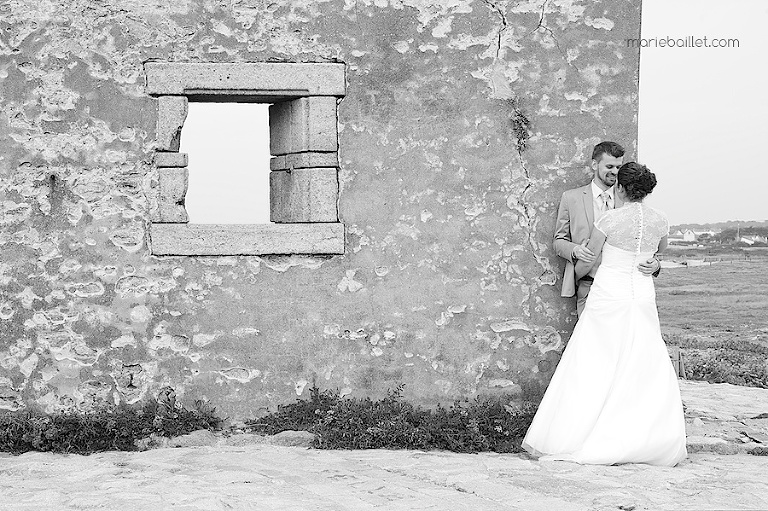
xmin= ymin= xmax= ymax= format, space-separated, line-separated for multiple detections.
xmin=553 ymin=141 xmax=661 ymax=316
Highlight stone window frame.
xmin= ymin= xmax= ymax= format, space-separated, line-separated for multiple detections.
xmin=144 ymin=62 xmax=346 ymax=256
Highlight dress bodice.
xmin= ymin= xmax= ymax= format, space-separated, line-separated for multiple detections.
xmin=594 ymin=202 xmax=669 ymax=254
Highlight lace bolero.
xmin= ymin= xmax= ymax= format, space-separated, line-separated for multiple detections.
xmin=594 ymin=202 xmax=670 ymax=253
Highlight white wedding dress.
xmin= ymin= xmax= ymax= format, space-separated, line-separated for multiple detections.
xmin=522 ymin=202 xmax=688 ymax=466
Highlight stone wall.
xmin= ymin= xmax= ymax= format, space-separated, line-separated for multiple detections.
xmin=0 ymin=0 xmax=641 ymax=418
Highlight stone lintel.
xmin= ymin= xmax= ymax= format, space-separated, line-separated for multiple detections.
xmin=154 ymin=152 xmax=189 ymax=167
xmin=270 ymin=168 xmax=338 ymax=223
xmin=270 ymin=152 xmax=339 ymax=171
xmin=149 ymin=223 xmax=345 ymax=255
xmin=145 ymin=62 xmax=346 ymax=97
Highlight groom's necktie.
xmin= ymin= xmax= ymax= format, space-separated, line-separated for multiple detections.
xmin=600 ymin=192 xmax=613 ymax=212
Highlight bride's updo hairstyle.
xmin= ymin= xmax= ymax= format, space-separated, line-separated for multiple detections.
xmin=617 ymin=162 xmax=657 ymax=201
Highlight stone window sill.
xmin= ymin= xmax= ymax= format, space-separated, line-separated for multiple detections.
xmin=149 ymin=223 xmax=345 ymax=256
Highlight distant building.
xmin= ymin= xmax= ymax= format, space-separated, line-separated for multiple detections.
xmin=740 ymin=235 xmax=768 ymax=245
xmin=668 ymin=228 xmax=720 ymax=244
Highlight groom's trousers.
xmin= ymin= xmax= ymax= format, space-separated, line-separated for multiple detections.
xmin=576 ymin=276 xmax=594 ymax=317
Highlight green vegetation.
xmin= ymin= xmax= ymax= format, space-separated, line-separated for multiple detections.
xmin=657 ymin=260 xmax=767 ymax=332
xmin=248 ymin=384 xmax=538 ymax=453
xmin=0 ymin=398 xmax=222 ymax=455
xmin=663 ymin=334 xmax=768 ymax=389
xmin=657 ymin=258 xmax=768 ymax=389
xmin=645 ymin=258 xmax=768 ymax=455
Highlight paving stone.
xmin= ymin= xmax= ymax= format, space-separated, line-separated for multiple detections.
xmin=266 ymin=430 xmax=316 ymax=447
xmin=221 ymin=433 xmax=268 ymax=447
xmin=166 ymin=429 xmax=217 ymax=448
xmin=1 ymin=446 xmax=767 ymax=510
xmin=680 ymin=380 xmax=768 ymax=421
xmin=145 ymin=62 xmax=346 ymax=97
xmin=741 ymin=430 xmax=768 ymax=444
xmin=686 ymin=435 xmax=742 ymax=454
xmin=686 ymin=435 xmax=728 ymax=447
xmin=270 ymin=168 xmax=338 ymax=222
xmin=1 ymin=380 xmax=767 ymax=511
xmin=133 ymin=433 xmax=170 ymax=450
xmin=149 ymin=222 xmax=345 ymax=255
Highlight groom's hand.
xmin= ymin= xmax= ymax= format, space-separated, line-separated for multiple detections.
xmin=638 ymin=257 xmax=661 ymax=276
xmin=572 ymin=240 xmax=595 ymax=264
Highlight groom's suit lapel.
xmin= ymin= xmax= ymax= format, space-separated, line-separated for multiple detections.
xmin=582 ymin=185 xmax=594 ymax=228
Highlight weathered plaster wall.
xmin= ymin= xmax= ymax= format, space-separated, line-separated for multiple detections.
xmin=0 ymin=0 xmax=641 ymax=418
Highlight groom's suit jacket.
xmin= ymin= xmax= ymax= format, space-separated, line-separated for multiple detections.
xmin=553 ymin=183 xmax=602 ymax=298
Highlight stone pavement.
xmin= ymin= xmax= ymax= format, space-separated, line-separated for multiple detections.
xmin=0 ymin=380 xmax=767 ymax=511
xmin=680 ymin=380 xmax=768 ymax=454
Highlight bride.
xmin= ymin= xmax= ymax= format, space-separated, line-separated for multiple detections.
xmin=521 ymin=162 xmax=688 ymax=466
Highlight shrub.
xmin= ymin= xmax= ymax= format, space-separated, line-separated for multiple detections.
xmin=248 ymin=385 xmax=340 ymax=435
xmin=247 ymin=384 xmax=539 ymax=453
xmin=683 ymin=349 xmax=768 ymax=388
xmin=663 ymin=335 xmax=768 ymax=389
xmin=0 ymin=398 xmax=222 ymax=455
xmin=664 ymin=335 xmax=768 ymax=355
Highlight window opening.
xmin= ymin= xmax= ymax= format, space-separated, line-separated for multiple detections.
xmin=180 ymin=103 xmax=271 ymax=224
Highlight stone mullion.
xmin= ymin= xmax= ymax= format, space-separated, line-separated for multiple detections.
xmin=152 ymin=167 xmax=189 ymax=223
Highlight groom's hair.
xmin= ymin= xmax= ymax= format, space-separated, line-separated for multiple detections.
xmin=591 ymin=141 xmax=625 ymax=161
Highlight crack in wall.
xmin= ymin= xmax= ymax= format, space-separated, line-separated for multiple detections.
xmin=540 ymin=25 xmax=581 ymax=74
xmin=525 ymin=0 xmax=582 ymax=74
xmin=520 ymin=0 xmax=550 ymax=38
xmin=476 ymin=0 xmax=565 ymax=318
xmin=506 ymin=98 xmax=556 ymax=316
xmin=483 ymin=0 xmax=509 ymax=59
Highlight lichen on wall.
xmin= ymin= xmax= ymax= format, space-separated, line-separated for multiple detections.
xmin=0 ymin=0 xmax=641 ymax=418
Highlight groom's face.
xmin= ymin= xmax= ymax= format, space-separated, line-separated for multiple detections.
xmin=592 ymin=153 xmax=623 ymax=188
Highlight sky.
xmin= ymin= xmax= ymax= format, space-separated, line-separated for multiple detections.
xmin=180 ymin=102 xmax=271 ymax=224
xmin=638 ymin=0 xmax=768 ymax=225
xmin=180 ymin=0 xmax=768 ymax=226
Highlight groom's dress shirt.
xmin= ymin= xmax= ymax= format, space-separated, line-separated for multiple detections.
xmin=592 ymin=182 xmax=614 ymax=223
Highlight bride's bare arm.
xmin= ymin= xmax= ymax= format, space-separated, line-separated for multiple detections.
xmin=658 ymin=235 xmax=668 ymax=252
xmin=574 ymin=229 xmax=607 ymax=280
